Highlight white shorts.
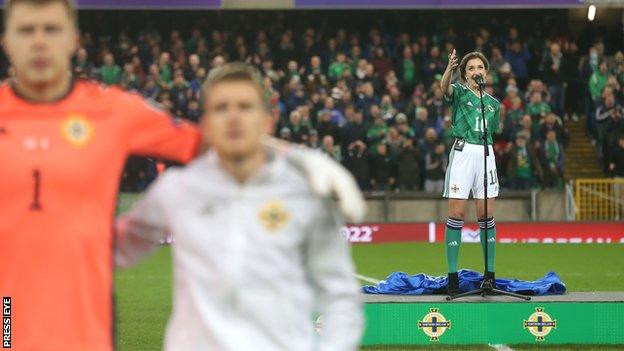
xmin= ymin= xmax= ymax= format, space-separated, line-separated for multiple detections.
xmin=442 ymin=140 xmax=499 ymax=199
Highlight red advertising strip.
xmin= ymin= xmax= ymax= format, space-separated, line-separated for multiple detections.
xmin=344 ymin=222 xmax=624 ymax=244
xmin=342 ymin=223 xmax=430 ymax=243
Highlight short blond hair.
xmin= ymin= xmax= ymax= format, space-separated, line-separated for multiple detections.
xmin=3 ymin=0 xmax=77 ymax=26
xmin=201 ymin=62 xmax=265 ymax=107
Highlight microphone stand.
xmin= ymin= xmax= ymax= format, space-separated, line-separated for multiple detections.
xmin=447 ymin=76 xmax=530 ymax=301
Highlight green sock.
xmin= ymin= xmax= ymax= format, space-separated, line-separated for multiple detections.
xmin=479 ymin=218 xmax=496 ymax=272
xmin=445 ymin=218 xmax=464 ymax=273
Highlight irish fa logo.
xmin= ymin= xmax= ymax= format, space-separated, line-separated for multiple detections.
xmin=524 ymin=307 xmax=556 ymax=341
xmin=418 ymin=308 xmax=451 ymax=341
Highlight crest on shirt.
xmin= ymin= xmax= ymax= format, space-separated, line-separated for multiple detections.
xmin=258 ymin=200 xmax=290 ymax=233
xmin=451 ymin=184 xmax=460 ymax=193
xmin=60 ymin=114 xmax=93 ymax=148
xmin=487 ymin=105 xmax=495 ymax=113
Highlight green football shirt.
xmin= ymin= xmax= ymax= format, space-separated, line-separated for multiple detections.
xmin=445 ymin=82 xmax=500 ymax=145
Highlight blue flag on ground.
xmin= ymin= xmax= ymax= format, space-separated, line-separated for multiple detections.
xmin=362 ymin=269 xmax=566 ymax=295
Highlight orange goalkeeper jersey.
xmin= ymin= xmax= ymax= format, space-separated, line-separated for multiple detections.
xmin=0 ymin=80 xmax=200 ymax=351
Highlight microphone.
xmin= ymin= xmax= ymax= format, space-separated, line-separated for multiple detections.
xmin=473 ymin=74 xmax=485 ymax=87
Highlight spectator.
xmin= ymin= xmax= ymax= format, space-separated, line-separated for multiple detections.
xmin=505 ymin=134 xmax=540 ymax=190
xmin=356 ymin=82 xmax=380 ymax=120
xmin=386 ymin=126 xmax=406 ymax=158
xmin=279 ymin=127 xmax=292 ymax=141
xmin=423 ymin=46 xmax=445 ymax=86
xmin=184 ymin=53 xmax=202 ymax=81
xmin=596 ymin=93 xmax=623 ymax=166
xmin=328 ymin=52 xmax=350 ymax=82
xmin=185 ymin=100 xmax=201 ymax=123
xmin=413 ymin=107 xmax=435 ymax=141
xmin=540 ymin=130 xmax=564 ymax=188
xmin=396 ymin=138 xmax=421 ymax=191
xmin=371 ymin=47 xmax=393 ymax=83
xmin=324 ymin=97 xmax=347 ymax=127
xmin=169 ymin=70 xmax=190 ymax=116
xmin=607 ymin=75 xmax=622 ymax=102
xmin=321 ymin=135 xmax=342 ymax=162
xmin=427 ymin=86 xmax=445 ymax=122
xmin=418 ymin=127 xmax=438 ymax=157
xmin=440 ymin=114 xmax=454 ymax=150
xmin=120 ymin=62 xmax=141 ymax=91
xmin=539 ymin=113 xmax=568 ymax=148
xmin=73 ymin=47 xmax=93 ymax=79
xmin=158 ymin=52 xmax=173 ymax=86
xmin=526 ymin=91 xmax=551 ymax=123
xmin=189 ymin=67 xmax=206 ymax=100
xmin=504 ymin=95 xmax=524 ymax=140
xmin=489 ymin=46 xmax=507 ymax=76
xmin=288 ymin=110 xmax=310 ymax=143
xmin=380 ymin=94 xmax=397 ymax=121
xmin=370 ymin=142 xmax=395 ymax=191
xmin=398 ymin=46 xmax=417 ymax=96
xmin=505 ymin=40 xmax=530 ymax=89
xmin=141 ymin=77 xmax=161 ymax=101
xmin=541 ymin=43 xmax=567 ymax=117
xmin=609 ymin=134 xmax=624 ymax=178
xmin=424 ymin=142 xmax=447 ymax=193
xmin=307 ymin=129 xmax=320 ymax=149
xmin=524 ymin=79 xmax=551 ymax=105
xmin=513 ymin=115 xmax=538 ymax=145
xmin=340 ymin=109 xmax=366 ymax=150
xmin=395 ymin=113 xmax=415 ymax=139
xmin=366 ymin=109 xmax=388 ymax=153
xmin=344 ymin=140 xmax=371 ymax=190
xmin=589 ymin=60 xmax=609 ymax=104
xmin=316 ymin=109 xmax=339 ymax=143
xmin=100 ymin=53 xmax=122 ymax=85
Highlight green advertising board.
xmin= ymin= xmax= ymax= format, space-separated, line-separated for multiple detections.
xmin=362 ymin=294 xmax=624 ymax=345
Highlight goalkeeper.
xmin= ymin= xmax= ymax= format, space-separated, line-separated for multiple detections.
xmin=440 ymin=50 xmax=501 ymax=296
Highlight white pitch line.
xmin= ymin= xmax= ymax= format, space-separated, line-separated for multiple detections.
xmin=354 ymin=273 xmax=380 ymax=285
xmin=489 ymin=344 xmax=514 ymax=351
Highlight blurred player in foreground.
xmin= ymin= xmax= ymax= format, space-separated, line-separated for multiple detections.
xmin=0 ymin=0 xmax=364 ymax=349
xmin=115 ymin=63 xmax=364 ymax=351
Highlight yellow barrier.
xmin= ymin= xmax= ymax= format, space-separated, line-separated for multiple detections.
xmin=575 ymin=178 xmax=624 ymax=220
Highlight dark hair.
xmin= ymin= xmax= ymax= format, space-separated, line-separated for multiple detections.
xmin=459 ymin=51 xmax=490 ymax=83
xmin=3 ymin=0 xmax=77 ymax=26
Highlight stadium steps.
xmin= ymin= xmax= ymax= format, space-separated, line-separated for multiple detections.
xmin=564 ymin=120 xmax=604 ymax=180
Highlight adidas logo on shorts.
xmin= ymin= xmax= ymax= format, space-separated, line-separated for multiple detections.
xmin=448 ymin=241 xmax=459 ymax=246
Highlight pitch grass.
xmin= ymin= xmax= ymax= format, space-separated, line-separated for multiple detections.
xmin=114 ymin=243 xmax=624 ymax=350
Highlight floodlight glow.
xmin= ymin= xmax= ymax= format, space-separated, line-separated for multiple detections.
xmin=587 ymin=5 xmax=596 ymax=21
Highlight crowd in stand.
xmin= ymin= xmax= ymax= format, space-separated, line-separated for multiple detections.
xmin=4 ymin=11 xmax=621 ymax=191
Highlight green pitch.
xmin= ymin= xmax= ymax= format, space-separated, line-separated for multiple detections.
xmin=114 ymin=243 xmax=624 ymax=350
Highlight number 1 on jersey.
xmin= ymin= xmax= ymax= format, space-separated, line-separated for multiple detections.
xmin=31 ymin=169 xmax=42 ymax=210
xmin=489 ymin=170 xmax=498 ymax=185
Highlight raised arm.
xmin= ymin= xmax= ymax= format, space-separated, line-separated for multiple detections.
xmin=441 ymin=49 xmax=459 ymax=98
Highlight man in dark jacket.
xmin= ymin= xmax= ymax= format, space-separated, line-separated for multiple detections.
xmin=541 ymin=43 xmax=568 ymax=116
